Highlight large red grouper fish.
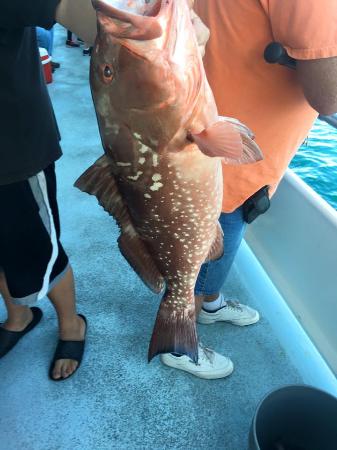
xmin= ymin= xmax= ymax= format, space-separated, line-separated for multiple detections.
xmin=75 ymin=0 xmax=263 ymax=362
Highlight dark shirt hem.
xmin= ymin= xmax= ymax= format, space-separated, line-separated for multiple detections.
xmin=0 ymin=149 xmax=62 ymax=186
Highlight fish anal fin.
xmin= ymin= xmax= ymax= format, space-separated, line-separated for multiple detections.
xmin=75 ymin=155 xmax=164 ymax=293
xmin=118 ymin=233 xmax=165 ymax=294
xmin=148 ymin=291 xmax=198 ymax=363
xmin=191 ymin=117 xmax=263 ymax=165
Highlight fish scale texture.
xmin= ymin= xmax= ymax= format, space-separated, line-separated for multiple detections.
xmin=0 ymin=26 xmax=302 ymax=450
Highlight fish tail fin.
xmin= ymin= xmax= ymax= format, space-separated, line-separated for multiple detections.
xmin=190 ymin=116 xmax=263 ymax=165
xmin=148 ymin=290 xmax=198 ymax=363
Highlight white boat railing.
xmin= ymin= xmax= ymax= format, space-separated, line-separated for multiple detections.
xmin=244 ymin=169 xmax=337 ymax=375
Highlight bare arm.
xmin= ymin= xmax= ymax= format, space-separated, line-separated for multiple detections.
xmin=297 ymin=57 xmax=337 ymax=115
xmin=55 ymin=0 xmax=97 ymax=46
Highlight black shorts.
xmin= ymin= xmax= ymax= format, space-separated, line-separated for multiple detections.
xmin=0 ymin=164 xmax=69 ymax=305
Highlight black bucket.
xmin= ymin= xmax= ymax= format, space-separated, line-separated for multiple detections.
xmin=248 ymin=385 xmax=337 ymax=450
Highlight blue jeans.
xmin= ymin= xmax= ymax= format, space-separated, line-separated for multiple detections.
xmin=36 ymin=27 xmax=54 ymax=56
xmin=194 ymin=207 xmax=246 ymax=296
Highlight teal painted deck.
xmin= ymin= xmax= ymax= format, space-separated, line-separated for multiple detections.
xmin=0 ymin=27 xmax=305 ymax=450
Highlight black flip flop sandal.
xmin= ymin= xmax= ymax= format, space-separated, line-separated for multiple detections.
xmin=49 ymin=314 xmax=87 ymax=382
xmin=0 ymin=307 xmax=43 ymax=359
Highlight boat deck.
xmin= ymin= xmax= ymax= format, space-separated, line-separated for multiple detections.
xmin=0 ymin=27 xmax=320 ymax=450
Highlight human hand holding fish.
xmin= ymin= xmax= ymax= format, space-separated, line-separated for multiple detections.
xmin=56 ymin=0 xmax=97 ymax=45
xmin=56 ymin=0 xmax=209 ymax=56
xmin=190 ymin=9 xmax=210 ymax=57
xmin=74 ymin=0 xmax=263 ymax=363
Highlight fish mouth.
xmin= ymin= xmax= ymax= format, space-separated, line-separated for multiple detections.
xmin=93 ymin=0 xmax=168 ymax=41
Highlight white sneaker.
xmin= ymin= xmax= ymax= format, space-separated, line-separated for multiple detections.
xmin=198 ymin=300 xmax=260 ymax=326
xmin=160 ymin=343 xmax=234 ymax=379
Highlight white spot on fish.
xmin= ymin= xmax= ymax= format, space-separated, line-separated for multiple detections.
xmin=153 ymin=154 xmax=159 ymax=167
xmin=134 ymin=133 xmax=141 ymax=140
xmin=140 ymin=145 xmax=149 ymax=154
xmin=127 ymin=171 xmax=143 ymax=181
xmin=124 ymin=224 xmax=137 ymax=237
xmin=150 ymin=182 xmax=164 ymax=191
xmin=116 ymin=162 xmax=132 ymax=167
xmin=144 ymin=193 xmax=152 ymax=199
xmin=139 ymin=157 xmax=146 ymax=165
xmin=96 ymin=93 xmax=111 ymax=117
xmin=152 ymin=174 xmax=162 ymax=182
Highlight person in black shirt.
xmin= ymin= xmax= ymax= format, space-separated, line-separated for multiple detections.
xmin=0 ymin=0 xmax=209 ymax=381
xmin=0 ymin=0 xmax=96 ymax=381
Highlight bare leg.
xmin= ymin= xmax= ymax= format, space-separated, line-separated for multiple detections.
xmin=0 ymin=271 xmax=33 ymax=331
xmin=0 ymin=267 xmax=85 ymax=380
xmin=48 ymin=266 xmax=86 ymax=380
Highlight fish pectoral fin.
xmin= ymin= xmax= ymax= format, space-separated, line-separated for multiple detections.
xmin=74 ymin=155 xmax=165 ymax=294
xmin=205 ymin=222 xmax=224 ymax=262
xmin=148 ymin=292 xmax=198 ymax=363
xmin=191 ymin=117 xmax=263 ymax=165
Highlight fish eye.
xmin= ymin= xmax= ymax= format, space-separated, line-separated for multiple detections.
xmin=102 ymin=65 xmax=114 ymax=83
xmin=104 ymin=66 xmax=112 ymax=77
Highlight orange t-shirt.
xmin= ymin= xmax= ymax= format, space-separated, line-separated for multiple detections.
xmin=194 ymin=0 xmax=337 ymax=212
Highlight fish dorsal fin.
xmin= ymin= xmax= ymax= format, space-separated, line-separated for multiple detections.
xmin=94 ymin=0 xmax=163 ymax=41
xmin=190 ymin=117 xmax=263 ymax=165
xmin=74 ymin=155 xmax=165 ymax=293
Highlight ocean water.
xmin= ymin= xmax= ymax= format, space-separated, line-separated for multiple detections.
xmin=290 ymin=119 xmax=337 ymax=210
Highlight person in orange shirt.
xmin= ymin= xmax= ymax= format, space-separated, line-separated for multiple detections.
xmin=161 ymin=0 xmax=337 ymax=379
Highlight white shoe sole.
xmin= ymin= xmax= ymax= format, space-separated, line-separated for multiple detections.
xmin=197 ymin=310 xmax=260 ymax=326
xmin=160 ymin=355 xmax=234 ymax=380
